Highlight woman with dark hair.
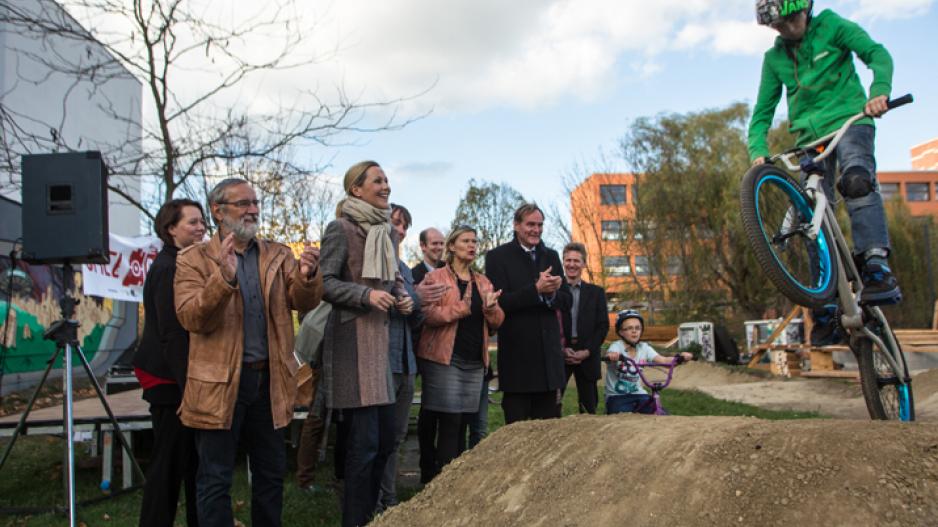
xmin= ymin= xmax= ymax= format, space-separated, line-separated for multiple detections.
xmin=133 ymin=198 xmax=205 ymax=527
xmin=319 ymin=160 xmax=412 ymax=527
xmin=417 ymin=226 xmax=503 ymax=480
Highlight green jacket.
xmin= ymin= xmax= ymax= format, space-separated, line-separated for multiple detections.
xmin=747 ymin=9 xmax=893 ymax=161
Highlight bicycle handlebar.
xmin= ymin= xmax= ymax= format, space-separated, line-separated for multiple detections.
xmin=772 ymin=93 xmax=913 ymax=171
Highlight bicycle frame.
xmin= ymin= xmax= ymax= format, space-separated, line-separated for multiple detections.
xmin=613 ymin=356 xmax=682 ymax=415
xmin=767 ymin=100 xmax=911 ymax=387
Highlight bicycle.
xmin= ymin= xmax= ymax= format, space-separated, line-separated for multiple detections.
xmin=739 ymin=94 xmax=915 ymax=421
xmin=603 ymin=354 xmax=688 ymax=415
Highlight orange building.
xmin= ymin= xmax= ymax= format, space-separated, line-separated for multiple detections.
xmin=571 ymin=138 xmax=938 ymax=298
xmin=569 ymin=172 xmax=667 ymax=299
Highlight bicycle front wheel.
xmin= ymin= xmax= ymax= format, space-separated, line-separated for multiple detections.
xmin=740 ymin=164 xmax=839 ymax=307
xmin=853 ymin=316 xmax=915 ymax=421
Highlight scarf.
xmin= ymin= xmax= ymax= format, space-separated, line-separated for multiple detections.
xmin=340 ymin=197 xmax=396 ymax=281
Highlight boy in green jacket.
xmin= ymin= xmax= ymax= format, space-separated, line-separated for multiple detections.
xmin=748 ymin=0 xmax=899 ymax=342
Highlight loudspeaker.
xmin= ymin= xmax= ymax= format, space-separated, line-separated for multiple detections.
xmin=21 ymin=151 xmax=110 ymax=264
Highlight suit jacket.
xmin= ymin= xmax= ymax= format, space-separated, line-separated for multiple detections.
xmin=561 ymin=281 xmax=609 ymax=381
xmin=485 ymin=238 xmax=571 ymax=393
xmin=410 ymin=260 xmax=440 ymax=285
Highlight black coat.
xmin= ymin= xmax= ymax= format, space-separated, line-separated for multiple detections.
xmin=133 ymin=245 xmax=190 ymax=403
xmin=485 ymin=238 xmax=571 ymax=393
xmin=561 ymin=281 xmax=609 ymax=381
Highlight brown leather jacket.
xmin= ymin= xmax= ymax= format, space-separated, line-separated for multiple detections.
xmin=416 ymin=265 xmax=504 ymax=367
xmin=174 ymin=233 xmax=323 ymax=430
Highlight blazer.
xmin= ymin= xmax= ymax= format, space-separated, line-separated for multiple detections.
xmin=411 ymin=260 xmax=440 ymax=285
xmin=484 ymin=238 xmax=571 ymax=393
xmin=561 ymin=281 xmax=609 ymax=381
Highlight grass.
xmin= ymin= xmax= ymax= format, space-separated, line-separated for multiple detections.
xmin=1 ymin=372 xmax=818 ymax=526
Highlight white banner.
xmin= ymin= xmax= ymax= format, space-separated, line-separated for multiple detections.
xmin=82 ymin=234 xmax=163 ymax=302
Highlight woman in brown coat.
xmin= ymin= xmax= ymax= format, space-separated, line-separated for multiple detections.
xmin=417 ymin=226 xmax=504 ymax=479
xmin=319 ymin=160 xmax=412 ymax=527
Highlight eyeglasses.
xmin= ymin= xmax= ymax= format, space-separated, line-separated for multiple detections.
xmin=218 ymin=199 xmax=260 ymax=208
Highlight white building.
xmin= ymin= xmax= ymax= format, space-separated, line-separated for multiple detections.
xmin=0 ymin=0 xmax=143 ymax=236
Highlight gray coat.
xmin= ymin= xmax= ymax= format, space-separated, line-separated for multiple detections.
xmin=320 ymin=217 xmax=398 ymax=409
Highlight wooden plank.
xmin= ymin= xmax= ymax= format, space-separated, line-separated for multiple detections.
xmin=800 ymin=370 xmax=859 ymax=379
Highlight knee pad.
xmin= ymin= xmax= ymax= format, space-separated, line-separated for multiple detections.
xmin=838 ymin=168 xmax=874 ymax=199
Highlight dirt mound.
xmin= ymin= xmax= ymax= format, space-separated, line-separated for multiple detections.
xmin=375 ymin=415 xmax=938 ymax=526
xmin=669 ymin=361 xmax=765 ymax=390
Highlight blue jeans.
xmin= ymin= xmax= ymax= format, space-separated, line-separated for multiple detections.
xmin=468 ymin=378 xmax=489 ymax=448
xmin=195 ymin=367 xmax=285 ymax=527
xmin=814 ymin=124 xmax=889 ymax=255
xmin=606 ymin=394 xmax=655 ymax=415
xmin=342 ymin=404 xmax=397 ymax=527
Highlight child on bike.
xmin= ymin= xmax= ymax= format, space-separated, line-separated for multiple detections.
xmin=748 ymin=0 xmax=900 ymax=341
xmin=604 ymin=310 xmax=692 ymax=415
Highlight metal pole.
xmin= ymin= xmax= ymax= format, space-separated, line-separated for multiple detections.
xmin=64 ymin=343 xmax=77 ymax=526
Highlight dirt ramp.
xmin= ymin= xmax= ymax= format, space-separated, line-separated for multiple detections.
xmin=668 ymin=361 xmax=765 ymax=390
xmin=374 ymin=415 xmax=938 ymax=526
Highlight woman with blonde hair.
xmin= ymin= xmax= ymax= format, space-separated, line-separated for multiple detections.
xmin=417 ymin=225 xmax=504 ymax=480
xmin=319 ymin=160 xmax=412 ymax=527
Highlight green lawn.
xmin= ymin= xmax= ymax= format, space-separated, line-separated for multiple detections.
xmin=0 ymin=377 xmax=818 ymax=526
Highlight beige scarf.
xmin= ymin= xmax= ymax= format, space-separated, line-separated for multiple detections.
xmin=340 ymin=197 xmax=396 ymax=281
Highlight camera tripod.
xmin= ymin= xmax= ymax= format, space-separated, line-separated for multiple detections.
xmin=0 ymin=262 xmax=143 ymax=525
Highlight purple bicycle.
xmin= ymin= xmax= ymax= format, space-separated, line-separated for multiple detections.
xmin=604 ymin=355 xmax=688 ymax=415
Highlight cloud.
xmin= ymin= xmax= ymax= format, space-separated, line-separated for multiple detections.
xmin=849 ymin=0 xmax=935 ymax=20
xmin=392 ymin=160 xmax=454 ymax=179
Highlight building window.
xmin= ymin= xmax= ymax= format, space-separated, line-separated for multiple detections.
xmin=906 ymin=182 xmax=929 ymax=201
xmin=634 ymin=255 xmax=651 ymax=276
xmin=666 ymin=256 xmax=683 ymax=275
xmin=880 ymin=183 xmax=900 ymax=201
xmin=604 ymin=256 xmax=630 ymax=276
xmin=601 ymin=220 xmax=627 ymax=240
xmin=600 ymin=185 xmax=627 ymax=205
xmin=633 ymin=220 xmax=656 ymax=240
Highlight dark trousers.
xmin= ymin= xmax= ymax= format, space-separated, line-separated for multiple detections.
xmin=435 ymin=411 xmax=471 ymax=471
xmin=195 ymin=368 xmax=286 ymax=527
xmin=606 ymin=394 xmax=655 ymax=415
xmin=139 ymin=402 xmax=199 ymax=527
xmin=563 ymin=364 xmax=598 ymax=414
xmin=501 ymin=391 xmax=560 ymax=424
xmin=417 ymin=407 xmax=438 ymax=484
xmin=342 ymin=404 xmax=397 ymax=527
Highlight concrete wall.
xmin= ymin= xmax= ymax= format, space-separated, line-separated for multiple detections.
xmin=0 ymin=0 xmax=143 ymax=236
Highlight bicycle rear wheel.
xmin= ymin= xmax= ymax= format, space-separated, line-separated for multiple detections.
xmin=740 ymin=164 xmax=839 ymax=308
xmin=852 ymin=315 xmax=914 ymax=421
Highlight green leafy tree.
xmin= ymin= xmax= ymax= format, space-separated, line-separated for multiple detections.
xmin=451 ymin=179 xmax=526 ymax=258
xmin=618 ymin=103 xmax=797 ymax=323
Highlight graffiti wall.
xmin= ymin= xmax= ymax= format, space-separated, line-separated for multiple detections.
xmin=0 ymin=257 xmax=113 ymax=376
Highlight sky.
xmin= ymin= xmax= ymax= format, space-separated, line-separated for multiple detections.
xmin=276 ymin=0 xmax=938 ymax=250
xmin=73 ymin=0 xmax=936 ymax=247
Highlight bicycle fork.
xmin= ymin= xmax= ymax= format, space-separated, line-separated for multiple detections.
xmin=803 ymin=173 xmax=908 ymax=386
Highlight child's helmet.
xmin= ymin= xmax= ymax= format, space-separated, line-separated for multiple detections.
xmin=756 ymin=0 xmax=812 ymax=26
xmin=615 ymin=309 xmax=644 ymax=334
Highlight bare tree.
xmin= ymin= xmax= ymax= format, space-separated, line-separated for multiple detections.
xmin=0 ymin=0 xmax=425 ymax=223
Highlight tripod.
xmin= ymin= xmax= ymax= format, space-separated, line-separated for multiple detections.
xmin=0 ymin=262 xmax=144 ymax=525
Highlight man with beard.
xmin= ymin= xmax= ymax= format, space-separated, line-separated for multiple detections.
xmin=485 ymin=203 xmax=571 ymax=423
xmin=174 ymin=178 xmax=323 ymax=527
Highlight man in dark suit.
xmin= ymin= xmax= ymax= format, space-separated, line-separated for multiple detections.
xmin=411 ymin=227 xmax=445 ymax=284
xmin=485 ymin=203 xmax=571 ymax=424
xmin=559 ymin=242 xmax=609 ymax=414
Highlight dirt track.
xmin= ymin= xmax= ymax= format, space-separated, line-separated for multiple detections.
xmin=375 ymin=416 xmax=938 ymax=526
xmin=375 ymin=363 xmax=938 ymax=526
